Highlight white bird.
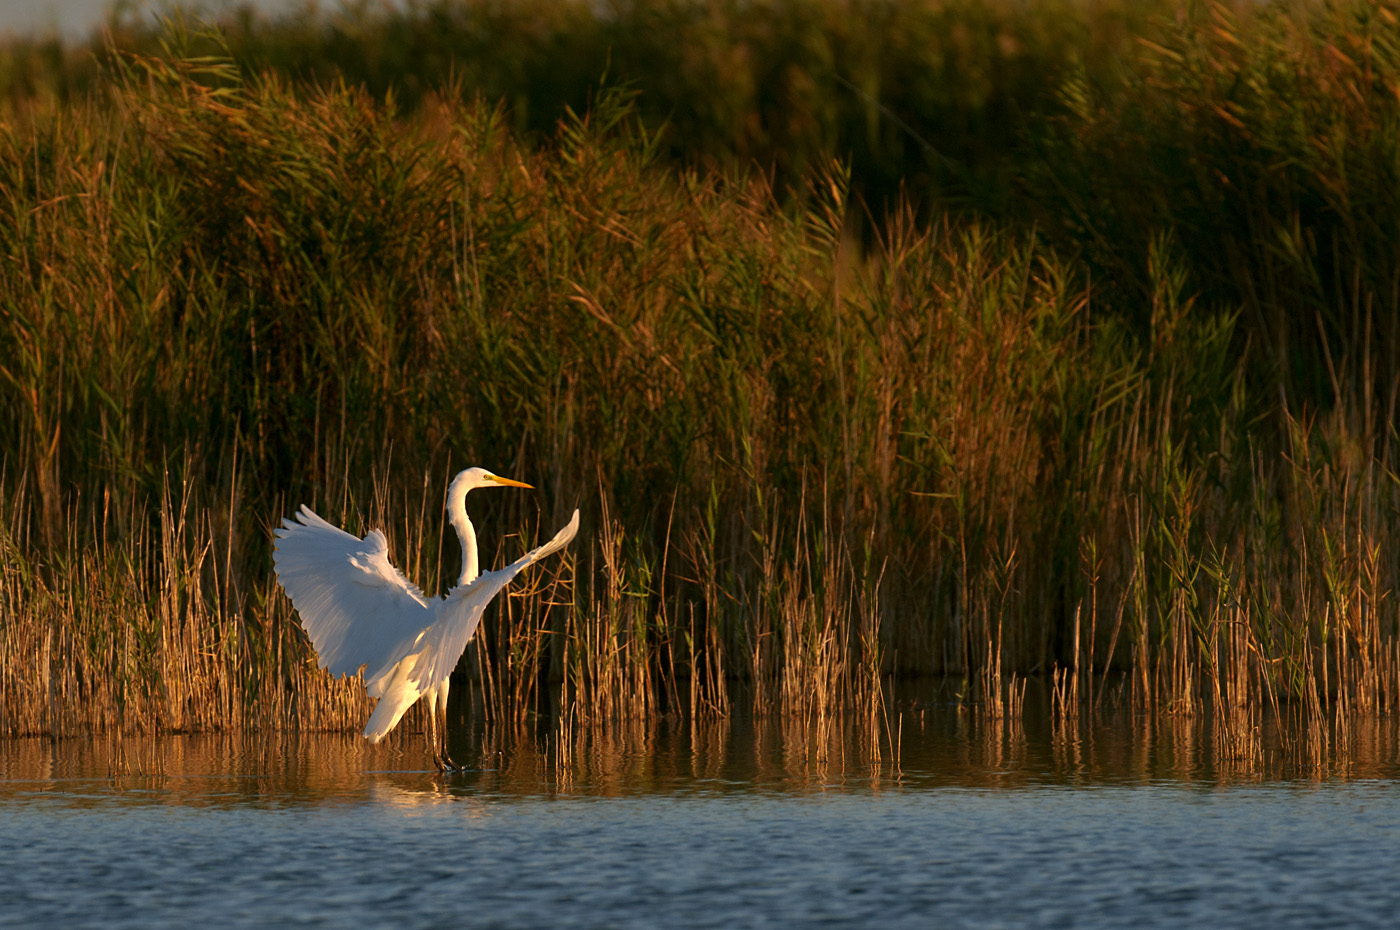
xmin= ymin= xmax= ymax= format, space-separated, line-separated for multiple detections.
xmin=272 ymin=467 xmax=579 ymax=770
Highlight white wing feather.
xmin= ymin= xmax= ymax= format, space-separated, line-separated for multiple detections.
xmin=276 ymin=503 xmax=580 ymax=745
xmin=272 ymin=505 xmax=433 ymax=680
xmin=413 ymin=509 xmax=581 ymax=694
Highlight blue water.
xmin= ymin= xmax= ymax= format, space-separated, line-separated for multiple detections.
xmin=3 ymin=713 xmax=1400 ymax=929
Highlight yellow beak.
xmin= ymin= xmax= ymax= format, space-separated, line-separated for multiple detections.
xmin=488 ymin=475 xmax=534 ymax=489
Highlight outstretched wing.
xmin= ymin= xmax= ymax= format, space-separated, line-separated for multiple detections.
xmin=273 ymin=505 xmax=433 ymax=680
xmin=413 ymin=509 xmax=581 ymax=693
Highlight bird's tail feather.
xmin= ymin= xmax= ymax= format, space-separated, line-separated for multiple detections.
xmin=362 ymin=655 xmax=424 ymax=743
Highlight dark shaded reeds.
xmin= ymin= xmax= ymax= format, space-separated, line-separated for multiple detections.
xmin=1 ymin=0 xmax=1152 ymax=219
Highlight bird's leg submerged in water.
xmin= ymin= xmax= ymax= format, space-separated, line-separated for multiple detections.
xmin=426 ymin=677 xmax=457 ymax=772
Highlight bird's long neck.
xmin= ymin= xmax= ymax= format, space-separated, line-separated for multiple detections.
xmin=448 ymin=489 xmax=479 ymax=587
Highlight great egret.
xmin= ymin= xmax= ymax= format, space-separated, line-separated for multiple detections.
xmin=273 ymin=467 xmax=579 ymax=770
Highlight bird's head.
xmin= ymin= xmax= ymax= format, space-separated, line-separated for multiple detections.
xmin=448 ymin=467 xmax=534 ymax=500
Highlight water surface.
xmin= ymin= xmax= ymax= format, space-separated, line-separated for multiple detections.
xmin=4 ymin=704 xmax=1400 ymax=929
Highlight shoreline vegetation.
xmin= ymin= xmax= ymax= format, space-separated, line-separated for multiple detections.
xmin=4 ymin=0 xmax=1400 ymax=765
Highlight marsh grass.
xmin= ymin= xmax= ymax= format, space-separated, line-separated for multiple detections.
xmin=5 ymin=1 xmax=1400 ymax=752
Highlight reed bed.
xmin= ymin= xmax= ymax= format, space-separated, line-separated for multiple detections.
xmin=4 ymin=2 xmax=1400 ymax=751
xmin=0 ymin=0 xmax=1156 ymax=217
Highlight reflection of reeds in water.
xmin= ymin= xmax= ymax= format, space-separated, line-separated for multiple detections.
xmin=1050 ymin=709 xmax=1083 ymax=781
xmin=513 ymin=709 xmax=907 ymax=788
xmin=9 ymin=694 xmax=1400 ymax=794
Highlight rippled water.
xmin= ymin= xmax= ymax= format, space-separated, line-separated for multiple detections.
xmin=5 ymin=700 xmax=1400 ymax=929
